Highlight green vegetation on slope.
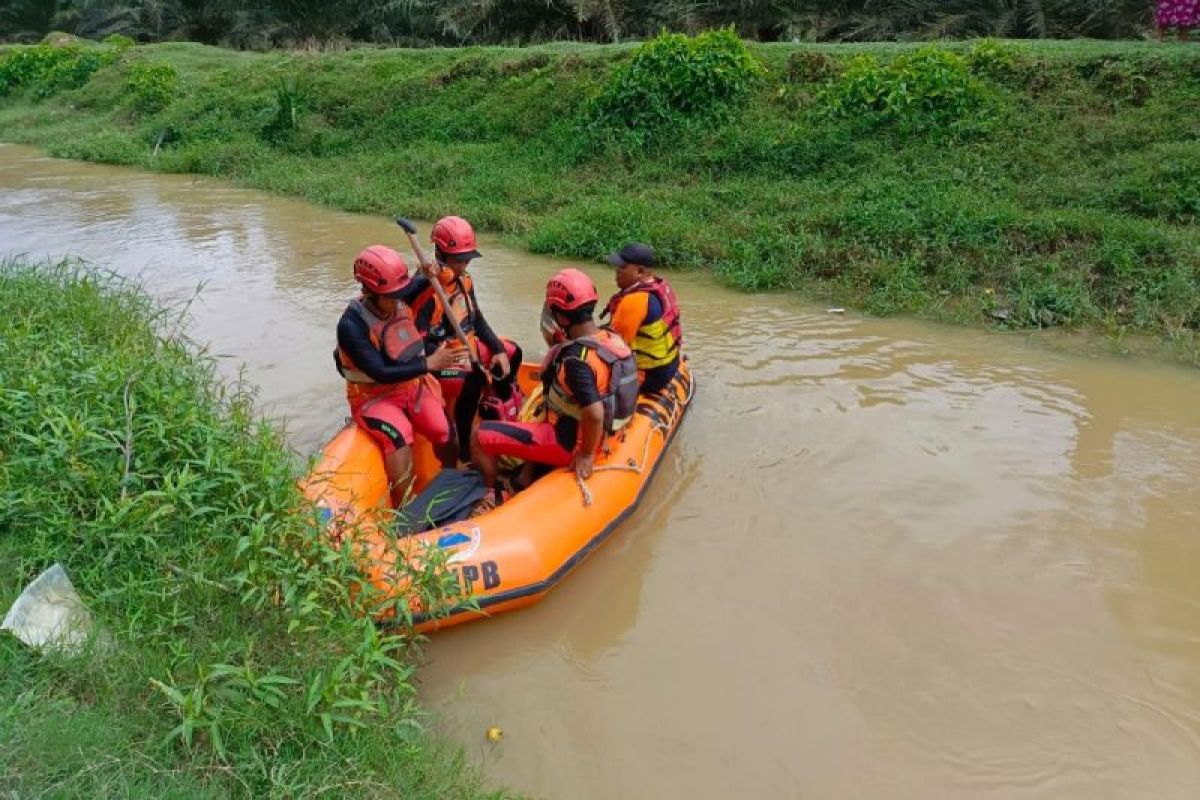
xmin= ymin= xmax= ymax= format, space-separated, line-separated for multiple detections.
xmin=0 ymin=259 xmax=501 ymax=798
xmin=1 ymin=35 xmax=1197 ymax=358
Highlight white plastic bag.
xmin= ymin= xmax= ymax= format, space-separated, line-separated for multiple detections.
xmin=2 ymin=563 xmax=94 ymax=655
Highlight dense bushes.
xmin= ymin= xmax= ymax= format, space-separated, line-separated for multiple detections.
xmin=819 ymin=46 xmax=995 ymax=135
xmin=0 ymin=37 xmax=1197 ymax=355
xmin=0 ymin=262 xmax=485 ymax=797
xmin=123 ymin=60 xmax=178 ymax=113
xmin=0 ymin=42 xmax=117 ymax=97
xmin=584 ymin=28 xmax=764 ymax=146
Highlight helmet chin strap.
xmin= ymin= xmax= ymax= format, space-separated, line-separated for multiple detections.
xmin=540 ymin=304 xmax=565 ymax=347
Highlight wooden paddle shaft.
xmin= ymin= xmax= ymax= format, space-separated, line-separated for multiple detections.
xmin=395 ymin=221 xmax=481 ymax=368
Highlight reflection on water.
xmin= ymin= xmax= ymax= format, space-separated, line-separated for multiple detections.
xmin=4 ymin=143 xmax=1200 ymax=799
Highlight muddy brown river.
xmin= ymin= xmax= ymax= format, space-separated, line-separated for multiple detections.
xmin=3 ymin=143 xmax=1199 ymax=799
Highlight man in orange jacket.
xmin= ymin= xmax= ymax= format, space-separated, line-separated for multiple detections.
xmin=603 ymin=243 xmax=683 ymax=395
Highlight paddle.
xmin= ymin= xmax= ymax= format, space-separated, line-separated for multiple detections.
xmin=394 ymin=216 xmax=482 ymax=372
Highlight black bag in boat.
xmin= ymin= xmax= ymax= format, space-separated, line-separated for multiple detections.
xmin=394 ymin=468 xmax=488 ymax=535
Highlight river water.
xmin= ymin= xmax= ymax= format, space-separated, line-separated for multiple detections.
xmin=3 ymin=143 xmax=1199 ymax=799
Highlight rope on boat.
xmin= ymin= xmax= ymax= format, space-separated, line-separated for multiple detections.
xmin=576 ymin=417 xmax=671 ymax=507
xmin=576 ymin=473 xmax=594 ymax=507
xmin=573 ymin=365 xmax=692 ymax=507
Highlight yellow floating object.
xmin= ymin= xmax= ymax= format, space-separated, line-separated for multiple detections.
xmin=486 ymin=726 xmax=503 ymax=743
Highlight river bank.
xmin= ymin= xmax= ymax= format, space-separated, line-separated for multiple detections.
xmin=0 ymin=259 xmax=503 ymax=798
xmin=4 ymin=149 xmax=1200 ymax=797
xmin=1 ymin=35 xmax=1197 ymax=362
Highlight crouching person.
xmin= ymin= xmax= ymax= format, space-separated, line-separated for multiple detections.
xmin=470 ymin=268 xmax=638 ymax=502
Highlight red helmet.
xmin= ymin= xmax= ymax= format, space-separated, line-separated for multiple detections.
xmin=353 ymin=245 xmax=411 ymax=296
xmin=545 ymin=268 xmax=598 ymax=312
xmin=431 ymin=216 xmax=481 ymax=260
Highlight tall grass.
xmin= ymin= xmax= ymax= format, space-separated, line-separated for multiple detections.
xmin=0 ymin=36 xmax=1197 ymax=360
xmin=0 ymin=258 xmax=503 ymax=798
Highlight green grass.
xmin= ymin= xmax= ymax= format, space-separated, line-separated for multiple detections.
xmin=1 ymin=37 xmax=1197 ymax=361
xmin=0 ymin=259 xmax=506 ymax=799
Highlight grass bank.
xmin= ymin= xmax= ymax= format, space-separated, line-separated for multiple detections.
xmin=0 ymin=259 xmax=502 ymax=798
xmin=1 ymin=36 xmax=1198 ymax=359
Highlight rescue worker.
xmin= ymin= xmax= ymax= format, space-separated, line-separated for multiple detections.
xmin=334 ymin=245 xmax=466 ymax=507
xmin=603 ymin=242 xmax=683 ymax=395
xmin=409 ymin=216 xmax=522 ymax=460
xmin=470 ymin=268 xmax=638 ymax=496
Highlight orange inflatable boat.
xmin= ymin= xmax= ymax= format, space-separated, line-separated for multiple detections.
xmin=301 ymin=361 xmax=694 ymax=633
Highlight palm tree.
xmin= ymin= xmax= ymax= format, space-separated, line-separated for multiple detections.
xmin=0 ymin=0 xmax=67 ymax=42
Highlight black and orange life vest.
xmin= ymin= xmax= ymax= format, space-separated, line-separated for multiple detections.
xmin=335 ymin=297 xmax=425 ymax=397
xmin=602 ymin=277 xmax=682 ymax=370
xmin=413 ymin=270 xmax=478 ymax=354
xmin=542 ymin=328 xmax=639 ymax=434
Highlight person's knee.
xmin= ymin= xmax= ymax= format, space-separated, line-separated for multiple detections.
xmin=472 ymin=429 xmax=498 ymax=459
xmin=424 ymin=411 xmax=452 ymax=446
xmin=360 ymin=414 xmax=410 ymax=454
xmin=469 ymin=430 xmax=487 ymax=463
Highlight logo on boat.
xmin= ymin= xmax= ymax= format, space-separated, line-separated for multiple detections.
xmin=435 ymin=525 xmax=500 ymax=591
xmin=436 ymin=524 xmax=482 ymax=563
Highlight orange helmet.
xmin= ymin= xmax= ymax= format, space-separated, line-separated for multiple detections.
xmin=431 ymin=216 xmax=480 ymax=260
xmin=545 ymin=268 xmax=598 ymax=312
xmin=353 ymin=246 xmax=411 ymax=296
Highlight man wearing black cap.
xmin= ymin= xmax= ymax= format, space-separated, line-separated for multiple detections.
xmin=601 ymin=243 xmax=684 ymax=395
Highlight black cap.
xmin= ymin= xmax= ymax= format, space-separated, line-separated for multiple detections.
xmin=606 ymin=242 xmax=655 ymax=269
xmin=436 ymin=246 xmax=482 ymax=262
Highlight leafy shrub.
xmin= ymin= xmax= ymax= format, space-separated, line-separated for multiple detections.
xmin=0 ymin=262 xmax=469 ymax=793
xmin=102 ymin=33 xmax=136 ymax=51
xmin=0 ymin=44 xmax=116 ymax=99
xmin=124 ymin=61 xmax=178 ymax=114
xmin=967 ymin=38 xmax=1029 ymax=83
xmin=785 ymin=50 xmax=842 ymax=84
xmin=40 ymin=48 xmax=109 ymax=98
xmin=820 ymin=46 xmax=995 ymax=136
xmin=0 ymin=47 xmax=54 ymax=96
xmin=584 ymin=27 xmax=765 ymax=147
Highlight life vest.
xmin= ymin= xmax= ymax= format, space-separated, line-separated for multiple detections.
xmin=413 ymin=270 xmax=478 ymax=357
xmin=542 ymin=328 xmax=639 ymax=434
xmin=478 ymin=382 xmax=525 ymax=424
xmin=334 ymin=297 xmax=425 ymax=391
xmin=603 ymin=277 xmax=682 ymax=370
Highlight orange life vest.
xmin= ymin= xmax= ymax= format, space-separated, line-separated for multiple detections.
xmin=413 ymin=270 xmax=478 ymax=358
xmin=335 ymin=297 xmax=425 ymax=400
xmin=602 ymin=276 xmax=683 ymax=370
xmin=542 ymin=328 xmax=639 ymax=434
